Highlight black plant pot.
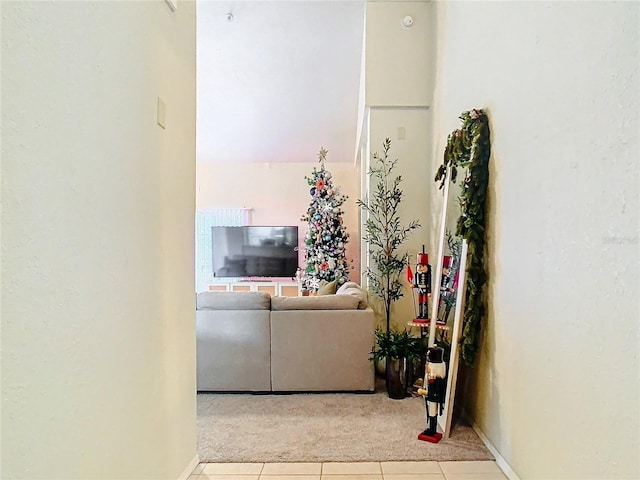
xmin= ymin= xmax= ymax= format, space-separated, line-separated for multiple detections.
xmin=385 ymin=357 xmax=408 ymax=399
xmin=407 ymin=354 xmax=425 ymax=391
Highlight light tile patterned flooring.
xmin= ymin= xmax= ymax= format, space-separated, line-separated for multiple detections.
xmin=188 ymin=461 xmax=507 ymax=480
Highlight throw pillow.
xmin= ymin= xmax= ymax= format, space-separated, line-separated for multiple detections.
xmin=336 ymin=281 xmax=368 ymax=309
xmin=317 ymin=279 xmax=337 ymax=296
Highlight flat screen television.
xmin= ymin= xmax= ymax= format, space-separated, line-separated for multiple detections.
xmin=212 ymin=226 xmax=299 ymax=278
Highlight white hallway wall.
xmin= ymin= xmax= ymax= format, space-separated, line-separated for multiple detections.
xmin=1 ymin=2 xmax=197 ymax=479
xmin=431 ymin=2 xmax=639 ymax=479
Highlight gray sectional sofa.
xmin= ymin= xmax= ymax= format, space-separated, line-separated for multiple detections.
xmin=196 ymin=283 xmax=375 ymax=393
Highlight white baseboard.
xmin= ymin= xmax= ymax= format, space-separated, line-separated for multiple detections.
xmin=469 ymin=421 xmax=520 ymax=480
xmin=178 ymin=454 xmax=200 ymax=480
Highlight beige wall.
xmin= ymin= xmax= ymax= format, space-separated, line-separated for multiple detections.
xmin=1 ymin=2 xmax=197 ymax=479
xmin=365 ymin=1 xmax=434 ymax=107
xmin=363 ymin=1 xmax=434 ymax=331
xmin=196 ymin=162 xmax=362 ymax=283
xmin=431 ymin=2 xmax=639 ymax=478
xmin=366 ymin=108 xmax=432 ymax=331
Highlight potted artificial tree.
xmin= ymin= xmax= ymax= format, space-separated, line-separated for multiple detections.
xmin=358 ymin=138 xmax=421 ymax=398
xmin=370 ymin=329 xmax=423 ymax=399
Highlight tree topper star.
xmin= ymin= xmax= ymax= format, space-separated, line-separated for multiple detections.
xmin=318 ymin=147 xmax=328 ymax=168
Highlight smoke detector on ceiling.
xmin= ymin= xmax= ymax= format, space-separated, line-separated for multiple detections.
xmin=225 ymin=12 xmax=234 ymax=22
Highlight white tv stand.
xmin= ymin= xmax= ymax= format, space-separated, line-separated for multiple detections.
xmin=207 ymin=280 xmax=302 ymax=297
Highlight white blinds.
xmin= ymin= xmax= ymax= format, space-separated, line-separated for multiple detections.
xmin=195 ymin=208 xmax=252 ymax=292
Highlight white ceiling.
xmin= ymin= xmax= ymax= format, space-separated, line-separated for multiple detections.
xmin=196 ymin=1 xmax=365 ymax=164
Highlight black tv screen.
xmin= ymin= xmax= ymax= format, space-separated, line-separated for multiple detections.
xmin=212 ymin=226 xmax=299 ymax=278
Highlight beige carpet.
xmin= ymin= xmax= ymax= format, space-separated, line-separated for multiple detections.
xmin=197 ymin=386 xmax=493 ymax=463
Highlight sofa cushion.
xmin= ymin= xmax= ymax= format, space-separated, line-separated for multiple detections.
xmin=271 ymin=294 xmax=360 ymax=311
xmin=197 ymin=291 xmax=271 ymax=310
xmin=317 ymin=279 xmax=337 ymax=295
xmin=336 ymin=281 xmax=368 ymax=309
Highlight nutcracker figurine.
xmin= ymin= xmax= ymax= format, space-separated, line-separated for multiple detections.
xmin=440 ymin=256 xmax=453 ymax=292
xmin=437 ymin=255 xmax=455 ymax=324
xmin=414 ymin=249 xmax=432 ymax=319
xmin=417 ymin=346 xmax=447 ymax=443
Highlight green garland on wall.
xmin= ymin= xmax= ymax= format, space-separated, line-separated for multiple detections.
xmin=435 ymin=109 xmax=491 ymax=366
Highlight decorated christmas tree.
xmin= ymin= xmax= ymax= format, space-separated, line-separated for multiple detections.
xmin=300 ymin=148 xmax=350 ymax=293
